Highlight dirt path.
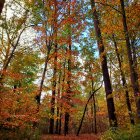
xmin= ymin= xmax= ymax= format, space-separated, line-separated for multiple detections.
xmin=41 ymin=134 xmax=100 ymax=140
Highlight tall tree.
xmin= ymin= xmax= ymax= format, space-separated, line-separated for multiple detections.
xmin=120 ymin=0 xmax=140 ymax=122
xmin=112 ymin=35 xmax=134 ymax=125
xmin=34 ymin=0 xmax=52 ymax=105
xmin=90 ymin=0 xmax=118 ymax=127
xmin=0 ymin=3 xmax=29 ymax=86
xmin=64 ymin=0 xmax=72 ymax=135
xmin=49 ymin=0 xmax=58 ymax=134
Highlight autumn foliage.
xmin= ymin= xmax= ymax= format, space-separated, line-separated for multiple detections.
xmin=0 ymin=0 xmax=140 ymax=139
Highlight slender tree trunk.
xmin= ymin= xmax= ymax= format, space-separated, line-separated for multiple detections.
xmin=58 ymin=114 xmax=62 ymax=135
xmin=64 ymin=0 xmax=71 ymax=135
xmin=55 ymin=108 xmax=59 ymax=134
xmin=58 ymin=115 xmax=61 ymax=134
xmin=55 ymin=99 xmax=59 ymax=134
xmin=120 ymin=0 xmax=140 ymax=122
xmin=131 ymin=40 xmax=139 ymax=90
xmin=55 ymin=72 xmax=61 ymax=134
xmin=49 ymin=0 xmax=58 ymax=133
xmin=59 ymin=58 xmax=66 ymax=135
xmin=91 ymin=80 xmax=97 ymax=134
xmin=64 ymin=111 xmax=70 ymax=135
xmin=13 ymin=85 xmax=17 ymax=93
xmin=90 ymin=0 xmax=118 ymax=127
xmin=36 ymin=51 xmax=50 ymax=105
xmin=36 ymin=0 xmax=52 ymax=105
xmin=91 ymin=96 xmax=94 ymax=133
xmin=77 ymin=86 xmax=102 ymax=136
xmin=64 ymin=45 xmax=71 ymax=135
xmin=49 ymin=44 xmax=58 ymax=134
xmin=0 ymin=0 xmax=5 ymax=15
xmin=89 ymin=65 xmax=97 ymax=134
xmin=112 ymin=35 xmax=135 ymax=125
xmin=0 ymin=25 xmax=27 ymax=86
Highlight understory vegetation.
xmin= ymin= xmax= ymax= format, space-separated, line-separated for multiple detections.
xmin=0 ymin=0 xmax=140 ymax=139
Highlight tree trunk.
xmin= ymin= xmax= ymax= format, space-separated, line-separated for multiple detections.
xmin=36 ymin=0 xmax=52 ymax=105
xmin=91 ymin=80 xmax=97 ymax=134
xmin=112 ymin=35 xmax=134 ymax=125
xmin=55 ymin=72 xmax=61 ymax=134
xmin=55 ymin=103 xmax=59 ymax=134
xmin=89 ymin=65 xmax=97 ymax=134
xmin=131 ymin=40 xmax=139 ymax=92
xmin=0 ymin=23 xmax=27 ymax=86
xmin=49 ymin=0 xmax=58 ymax=133
xmin=120 ymin=0 xmax=140 ymax=122
xmin=36 ymin=51 xmax=50 ymax=105
xmin=49 ymin=44 xmax=58 ymax=134
xmin=91 ymin=96 xmax=94 ymax=133
xmin=59 ymin=58 xmax=66 ymax=135
xmin=76 ymin=86 xmax=102 ymax=136
xmin=0 ymin=0 xmax=5 ymax=15
xmin=64 ymin=45 xmax=71 ymax=135
xmin=90 ymin=0 xmax=118 ymax=128
xmin=58 ymin=113 xmax=62 ymax=135
xmin=64 ymin=0 xmax=71 ymax=135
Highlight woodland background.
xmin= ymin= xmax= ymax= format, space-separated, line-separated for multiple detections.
xmin=0 ymin=0 xmax=140 ymax=139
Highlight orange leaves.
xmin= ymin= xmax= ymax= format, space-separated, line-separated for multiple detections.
xmin=61 ymin=17 xmax=77 ymax=27
xmin=0 ymin=70 xmax=24 ymax=80
xmin=0 ymin=112 xmax=10 ymax=120
xmin=72 ymin=98 xmax=85 ymax=106
xmin=96 ymin=111 xmax=106 ymax=116
xmin=0 ymin=88 xmax=39 ymax=130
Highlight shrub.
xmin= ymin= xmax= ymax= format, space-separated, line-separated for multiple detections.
xmin=101 ymin=125 xmax=140 ymax=140
xmin=0 ymin=125 xmax=41 ymax=140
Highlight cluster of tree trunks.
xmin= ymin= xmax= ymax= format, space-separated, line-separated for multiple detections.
xmin=0 ymin=0 xmax=139 ymax=136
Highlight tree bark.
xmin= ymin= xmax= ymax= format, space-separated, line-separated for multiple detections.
xmin=49 ymin=44 xmax=58 ymax=134
xmin=64 ymin=0 xmax=71 ymax=135
xmin=0 ymin=0 xmax=5 ymax=15
xmin=89 ymin=65 xmax=97 ymax=133
xmin=91 ymin=80 xmax=97 ymax=134
xmin=55 ymin=72 xmax=61 ymax=134
xmin=36 ymin=0 xmax=52 ymax=105
xmin=59 ymin=57 xmax=66 ymax=135
xmin=36 ymin=51 xmax=50 ymax=105
xmin=112 ymin=35 xmax=134 ymax=125
xmin=90 ymin=0 xmax=118 ymax=128
xmin=64 ymin=44 xmax=71 ymax=135
xmin=120 ymin=0 xmax=140 ymax=122
xmin=49 ymin=0 xmax=58 ymax=133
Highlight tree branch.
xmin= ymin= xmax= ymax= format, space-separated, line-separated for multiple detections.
xmin=76 ymin=83 xmax=102 ymax=136
xmin=95 ymin=1 xmax=122 ymax=15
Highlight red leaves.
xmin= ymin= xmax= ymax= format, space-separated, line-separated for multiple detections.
xmin=0 ymin=88 xmax=39 ymax=130
xmin=0 ymin=70 xmax=24 ymax=80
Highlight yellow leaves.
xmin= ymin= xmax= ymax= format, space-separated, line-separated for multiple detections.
xmin=49 ymin=113 xmax=59 ymax=120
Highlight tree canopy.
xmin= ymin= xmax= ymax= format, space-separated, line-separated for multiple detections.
xmin=0 ymin=0 xmax=140 ymax=139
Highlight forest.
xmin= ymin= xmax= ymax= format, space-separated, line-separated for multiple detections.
xmin=0 ymin=0 xmax=140 ymax=140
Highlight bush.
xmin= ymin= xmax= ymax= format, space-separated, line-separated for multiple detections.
xmin=0 ymin=126 xmax=41 ymax=140
xmin=101 ymin=125 xmax=140 ymax=140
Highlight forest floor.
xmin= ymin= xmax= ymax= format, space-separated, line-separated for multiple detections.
xmin=41 ymin=134 xmax=100 ymax=140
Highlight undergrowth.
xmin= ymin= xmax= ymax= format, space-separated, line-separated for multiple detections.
xmin=101 ymin=124 xmax=140 ymax=140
